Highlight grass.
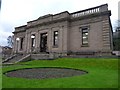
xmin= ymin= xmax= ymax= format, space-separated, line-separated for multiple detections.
xmin=0 ymin=57 xmax=2 ymax=89
xmin=2 ymin=58 xmax=118 ymax=88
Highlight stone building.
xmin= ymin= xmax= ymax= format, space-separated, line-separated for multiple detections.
xmin=13 ymin=4 xmax=113 ymax=57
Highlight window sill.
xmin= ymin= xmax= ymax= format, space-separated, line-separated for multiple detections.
xmin=53 ymin=45 xmax=58 ymax=48
xmin=81 ymin=44 xmax=89 ymax=47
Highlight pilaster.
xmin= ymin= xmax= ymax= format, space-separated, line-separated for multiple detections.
xmin=102 ymin=18 xmax=111 ymax=51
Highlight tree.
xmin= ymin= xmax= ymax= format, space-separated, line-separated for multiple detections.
xmin=113 ymin=20 xmax=120 ymax=51
xmin=0 ymin=0 xmax=1 ymax=10
xmin=7 ymin=35 xmax=14 ymax=48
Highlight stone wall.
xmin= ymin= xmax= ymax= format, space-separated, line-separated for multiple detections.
xmin=13 ymin=4 xmax=113 ymax=56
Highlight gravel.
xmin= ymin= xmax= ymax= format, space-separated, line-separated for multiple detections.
xmin=5 ymin=68 xmax=87 ymax=79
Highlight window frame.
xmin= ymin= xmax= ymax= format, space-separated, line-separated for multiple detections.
xmin=80 ymin=26 xmax=90 ymax=47
xmin=53 ymin=31 xmax=59 ymax=47
xmin=31 ymin=34 xmax=35 ymax=48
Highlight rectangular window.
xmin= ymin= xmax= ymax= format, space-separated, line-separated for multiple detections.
xmin=31 ymin=34 xmax=35 ymax=47
xmin=82 ymin=27 xmax=89 ymax=46
xmin=53 ymin=31 xmax=58 ymax=47
xmin=20 ymin=38 xmax=23 ymax=50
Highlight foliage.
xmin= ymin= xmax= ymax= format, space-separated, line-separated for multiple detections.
xmin=113 ymin=38 xmax=120 ymax=50
xmin=113 ymin=27 xmax=120 ymax=50
xmin=7 ymin=35 xmax=14 ymax=48
xmin=2 ymin=58 xmax=118 ymax=88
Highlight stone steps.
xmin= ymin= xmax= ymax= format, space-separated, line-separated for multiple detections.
xmin=3 ymin=53 xmax=54 ymax=64
xmin=31 ymin=54 xmax=53 ymax=60
xmin=3 ymin=54 xmax=26 ymax=64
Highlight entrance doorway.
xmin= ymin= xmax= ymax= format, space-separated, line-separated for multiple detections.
xmin=40 ymin=33 xmax=47 ymax=52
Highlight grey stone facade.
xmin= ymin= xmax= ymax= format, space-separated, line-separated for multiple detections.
xmin=13 ymin=4 xmax=113 ymax=56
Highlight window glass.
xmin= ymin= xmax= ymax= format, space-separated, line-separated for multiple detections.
xmin=31 ymin=34 xmax=35 ymax=47
xmin=53 ymin=31 xmax=58 ymax=46
xmin=82 ymin=27 xmax=89 ymax=45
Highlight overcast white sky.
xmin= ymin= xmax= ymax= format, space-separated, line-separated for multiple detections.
xmin=0 ymin=0 xmax=119 ymax=46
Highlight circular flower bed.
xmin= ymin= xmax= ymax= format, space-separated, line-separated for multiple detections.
xmin=5 ymin=67 xmax=87 ymax=79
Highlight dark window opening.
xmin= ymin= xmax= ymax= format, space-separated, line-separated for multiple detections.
xmin=20 ymin=38 xmax=23 ymax=50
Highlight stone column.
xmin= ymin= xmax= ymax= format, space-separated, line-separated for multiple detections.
xmin=24 ymin=32 xmax=28 ymax=53
xmin=27 ymin=33 xmax=31 ymax=53
xmin=62 ymin=21 xmax=69 ymax=55
xmin=48 ymin=28 xmax=52 ymax=53
xmin=35 ymin=31 xmax=39 ymax=52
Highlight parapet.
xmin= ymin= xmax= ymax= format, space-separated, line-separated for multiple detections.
xmin=14 ymin=4 xmax=110 ymax=31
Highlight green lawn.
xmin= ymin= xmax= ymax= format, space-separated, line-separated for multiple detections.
xmin=0 ymin=57 xmax=2 ymax=89
xmin=2 ymin=58 xmax=118 ymax=88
